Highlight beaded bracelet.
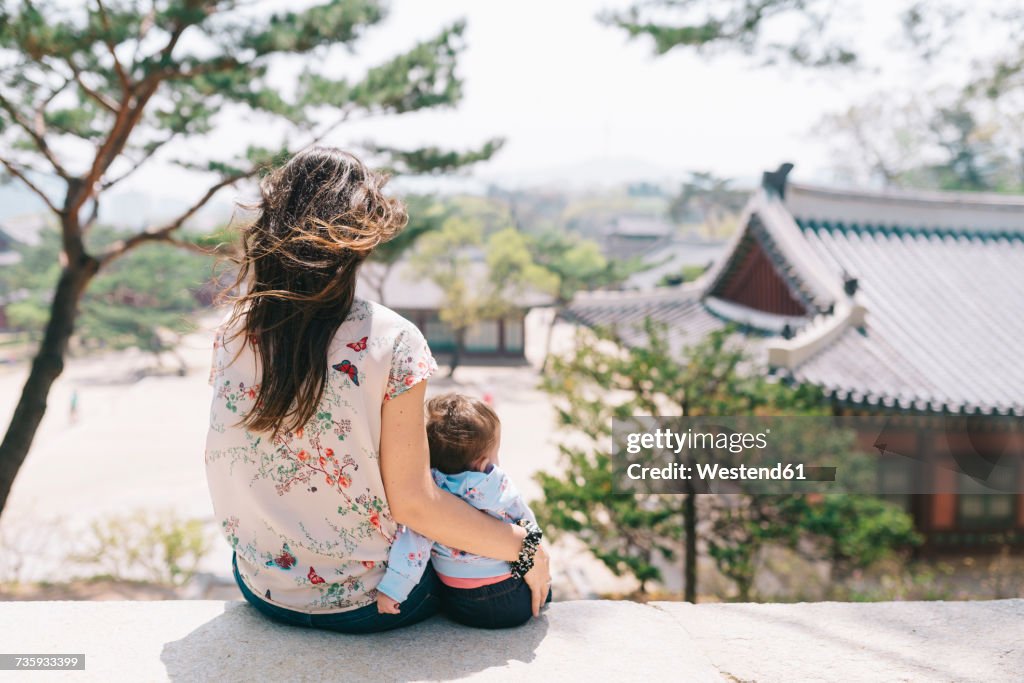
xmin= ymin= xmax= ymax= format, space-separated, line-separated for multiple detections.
xmin=510 ymin=519 xmax=543 ymax=580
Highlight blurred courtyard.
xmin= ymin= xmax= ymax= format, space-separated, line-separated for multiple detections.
xmin=2 ymin=302 xmax=1022 ymax=604
xmin=0 ymin=307 xmax=632 ymax=599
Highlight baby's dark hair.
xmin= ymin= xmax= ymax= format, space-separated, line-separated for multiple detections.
xmin=425 ymin=393 xmax=500 ymax=474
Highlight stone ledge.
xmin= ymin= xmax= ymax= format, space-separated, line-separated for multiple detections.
xmin=0 ymin=600 xmax=719 ymax=683
xmin=0 ymin=598 xmax=1020 ymax=682
xmin=654 ymin=599 xmax=1024 ymax=683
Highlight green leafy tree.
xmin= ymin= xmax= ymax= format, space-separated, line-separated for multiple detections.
xmin=704 ymin=495 xmax=784 ymax=602
xmin=603 ymin=1 xmax=861 ymax=67
xmin=779 ymin=494 xmax=922 ymax=583
xmin=700 ymin=414 xmax=876 ymax=601
xmin=412 ymin=218 xmax=555 ymax=376
xmin=0 ymin=0 xmax=500 ymax=515
xmin=362 ymin=195 xmax=447 ymax=306
xmin=705 ymin=491 xmax=921 ymax=600
xmin=817 ymin=93 xmax=1024 ymax=192
xmin=536 ymin=320 xmax=919 ymax=601
xmin=607 ymin=2 xmax=1024 ymax=194
xmin=669 ymin=171 xmax=747 ymax=237
xmin=528 ymin=230 xmax=642 ymax=372
xmin=363 ymin=193 xmax=526 ymax=307
xmin=924 ymin=104 xmax=1012 ymax=191
xmin=79 ymin=239 xmax=212 ymax=369
xmin=8 ymin=226 xmax=211 ymax=369
xmin=537 ymin=321 xmax=772 ymax=601
xmin=603 ymin=1 xmax=979 ymax=69
xmin=657 ymin=264 xmax=708 ymax=288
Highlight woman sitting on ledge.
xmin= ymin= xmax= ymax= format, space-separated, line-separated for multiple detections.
xmin=204 ymin=147 xmax=551 ymax=634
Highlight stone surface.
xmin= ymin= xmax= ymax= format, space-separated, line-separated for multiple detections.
xmin=0 ymin=597 xmax=1021 ymax=682
xmin=654 ymin=599 xmax=1024 ymax=683
xmin=0 ymin=599 xmax=720 ymax=683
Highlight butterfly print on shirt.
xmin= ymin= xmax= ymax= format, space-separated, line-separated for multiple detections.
xmin=266 ymin=543 xmax=297 ymax=570
xmin=332 ymin=360 xmax=360 ymax=386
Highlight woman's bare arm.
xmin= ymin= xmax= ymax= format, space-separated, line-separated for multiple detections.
xmin=380 ymin=381 xmax=525 ymax=561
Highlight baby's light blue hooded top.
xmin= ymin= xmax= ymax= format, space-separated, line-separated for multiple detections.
xmin=377 ymin=465 xmax=537 ymax=602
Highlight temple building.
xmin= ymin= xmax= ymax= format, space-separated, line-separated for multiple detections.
xmin=569 ymin=165 xmax=1024 ymax=550
xmin=357 ymin=260 xmax=548 ymax=360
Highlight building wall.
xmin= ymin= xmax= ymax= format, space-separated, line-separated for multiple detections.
xmin=396 ymin=308 xmax=527 ymax=357
xmin=850 ymin=412 xmax=1023 ymax=551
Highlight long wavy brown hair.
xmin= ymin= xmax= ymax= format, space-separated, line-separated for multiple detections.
xmin=225 ymin=147 xmax=407 ymax=436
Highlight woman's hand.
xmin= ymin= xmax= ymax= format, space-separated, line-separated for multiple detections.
xmin=523 ymin=544 xmax=552 ymax=617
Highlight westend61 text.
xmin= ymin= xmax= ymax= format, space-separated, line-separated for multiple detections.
xmin=627 ymin=462 xmax=808 ymax=481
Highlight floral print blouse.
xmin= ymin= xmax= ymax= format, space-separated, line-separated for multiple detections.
xmin=205 ymin=298 xmax=437 ymax=613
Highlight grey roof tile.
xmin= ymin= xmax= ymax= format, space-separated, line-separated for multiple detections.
xmin=567 ymin=180 xmax=1024 ymax=415
xmin=568 ymin=287 xmax=728 ymax=356
xmin=792 ymin=221 xmax=1024 ymax=414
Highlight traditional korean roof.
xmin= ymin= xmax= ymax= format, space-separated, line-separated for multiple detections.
xmin=567 ymin=285 xmax=730 ymax=356
xmin=600 ymin=216 xmax=676 ymax=259
xmin=623 ymin=238 xmax=725 ymax=289
xmin=568 ymin=167 xmax=1024 ymax=416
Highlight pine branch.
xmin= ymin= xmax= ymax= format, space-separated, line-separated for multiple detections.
xmin=94 ymin=0 xmax=132 ymax=93
xmin=606 ymin=0 xmax=858 ymax=67
xmin=131 ymin=4 xmax=155 ymax=65
xmin=307 ymin=106 xmax=356 ymax=146
xmin=0 ymin=157 xmax=61 ymax=215
xmin=65 ymin=59 xmax=119 ymax=113
xmin=163 ymin=235 xmax=222 ymax=257
xmin=39 ymin=76 xmax=72 ymax=111
xmin=0 ymin=93 xmax=71 ymax=179
xmin=100 ymin=133 xmax=178 ymax=190
xmin=370 ymin=138 xmax=505 ymax=175
xmin=83 ymin=198 xmax=100 ymax=231
xmin=160 ymin=56 xmax=242 ymax=82
xmin=77 ymin=15 xmax=214 ymax=212
xmin=99 ymin=170 xmax=256 ymax=266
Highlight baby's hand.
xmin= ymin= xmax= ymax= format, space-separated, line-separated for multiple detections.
xmin=376 ymin=591 xmax=401 ymax=615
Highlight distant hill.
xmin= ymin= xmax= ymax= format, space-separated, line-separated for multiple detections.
xmin=0 ymin=184 xmax=235 ymax=232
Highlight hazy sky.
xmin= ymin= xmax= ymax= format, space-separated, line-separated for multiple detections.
xmin=341 ymin=0 xmax=897 ymax=187
xmin=92 ymin=1 xmax=1002 ymax=206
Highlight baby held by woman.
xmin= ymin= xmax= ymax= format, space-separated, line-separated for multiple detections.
xmin=376 ymin=393 xmax=550 ymax=629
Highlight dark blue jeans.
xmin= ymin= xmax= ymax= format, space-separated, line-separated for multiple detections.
xmin=232 ymin=553 xmax=441 ymax=634
xmin=442 ymin=576 xmax=553 ymax=630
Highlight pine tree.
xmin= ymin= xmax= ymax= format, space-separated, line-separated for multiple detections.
xmin=535 ymin=320 xmax=917 ymax=601
xmin=412 ymin=216 xmax=555 ymax=376
xmin=527 ymin=230 xmax=642 ymax=373
xmin=0 ymin=0 xmax=499 ymax=515
xmin=6 ymin=225 xmax=213 ymax=370
xmin=536 ymin=321 xmax=768 ymax=601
